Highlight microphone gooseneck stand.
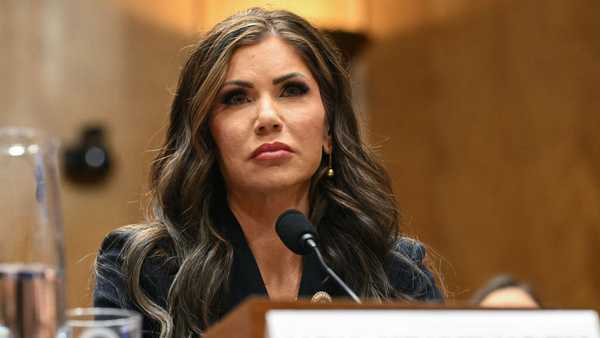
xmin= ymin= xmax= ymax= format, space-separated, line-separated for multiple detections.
xmin=302 ymin=235 xmax=362 ymax=304
xmin=276 ymin=210 xmax=362 ymax=304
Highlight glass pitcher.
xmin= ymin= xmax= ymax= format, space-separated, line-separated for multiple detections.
xmin=0 ymin=127 xmax=66 ymax=338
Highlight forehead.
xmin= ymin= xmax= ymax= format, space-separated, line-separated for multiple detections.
xmin=225 ymin=35 xmax=313 ymax=81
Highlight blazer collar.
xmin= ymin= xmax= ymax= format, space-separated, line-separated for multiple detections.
xmin=215 ymin=200 xmax=330 ymax=314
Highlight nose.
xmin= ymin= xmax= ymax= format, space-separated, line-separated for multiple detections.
xmin=254 ymin=96 xmax=283 ymax=135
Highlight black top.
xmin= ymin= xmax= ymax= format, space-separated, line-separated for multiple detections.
xmin=94 ymin=204 xmax=442 ymax=338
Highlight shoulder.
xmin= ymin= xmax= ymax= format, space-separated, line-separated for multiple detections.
xmin=97 ymin=227 xmax=131 ymax=257
xmin=95 ymin=226 xmax=147 ymax=271
xmin=94 ymin=225 xmax=174 ymax=338
xmin=94 ymin=225 xmax=176 ymax=308
xmin=97 ymin=224 xmax=174 ymax=266
xmin=387 ymin=237 xmax=444 ymax=303
xmin=95 ymin=226 xmax=142 ymax=279
xmin=94 ymin=228 xmax=133 ymax=309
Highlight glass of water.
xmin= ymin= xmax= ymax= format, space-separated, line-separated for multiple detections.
xmin=0 ymin=127 xmax=66 ymax=338
xmin=64 ymin=308 xmax=141 ymax=338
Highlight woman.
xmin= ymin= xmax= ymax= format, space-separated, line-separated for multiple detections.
xmin=94 ymin=7 xmax=443 ymax=338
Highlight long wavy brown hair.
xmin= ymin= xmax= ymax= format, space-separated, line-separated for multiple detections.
xmin=104 ymin=7 xmax=437 ymax=338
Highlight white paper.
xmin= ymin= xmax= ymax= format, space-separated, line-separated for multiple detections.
xmin=266 ymin=309 xmax=600 ymax=338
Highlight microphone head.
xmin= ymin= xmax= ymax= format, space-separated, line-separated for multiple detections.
xmin=275 ymin=209 xmax=317 ymax=255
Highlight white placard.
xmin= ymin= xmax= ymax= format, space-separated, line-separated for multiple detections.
xmin=266 ymin=309 xmax=600 ymax=338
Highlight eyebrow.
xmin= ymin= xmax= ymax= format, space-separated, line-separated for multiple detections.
xmin=273 ymin=72 xmax=304 ymax=85
xmin=221 ymin=72 xmax=305 ymax=88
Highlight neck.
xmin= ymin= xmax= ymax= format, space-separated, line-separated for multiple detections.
xmin=227 ymin=185 xmax=310 ymax=238
xmin=227 ymin=185 xmax=309 ymax=300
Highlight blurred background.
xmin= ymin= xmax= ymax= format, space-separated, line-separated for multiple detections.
xmin=1 ymin=0 xmax=599 ymax=310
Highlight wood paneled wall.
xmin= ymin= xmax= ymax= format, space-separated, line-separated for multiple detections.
xmin=0 ymin=1 xmax=190 ymax=307
xmin=367 ymin=0 xmax=600 ymax=308
xmin=1 ymin=1 xmax=598 ymax=310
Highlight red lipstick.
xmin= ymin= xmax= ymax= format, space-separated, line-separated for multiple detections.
xmin=251 ymin=142 xmax=293 ymax=160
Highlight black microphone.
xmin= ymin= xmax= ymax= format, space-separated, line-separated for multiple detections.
xmin=275 ymin=209 xmax=362 ymax=303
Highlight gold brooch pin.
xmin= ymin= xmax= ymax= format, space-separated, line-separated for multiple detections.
xmin=311 ymin=291 xmax=332 ymax=304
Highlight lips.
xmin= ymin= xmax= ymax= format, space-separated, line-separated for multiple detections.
xmin=251 ymin=142 xmax=293 ymax=160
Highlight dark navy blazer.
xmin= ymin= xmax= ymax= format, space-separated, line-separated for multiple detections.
xmin=94 ymin=204 xmax=442 ymax=338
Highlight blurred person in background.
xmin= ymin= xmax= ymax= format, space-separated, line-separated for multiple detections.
xmin=471 ymin=275 xmax=541 ymax=308
xmin=93 ymin=8 xmax=443 ymax=338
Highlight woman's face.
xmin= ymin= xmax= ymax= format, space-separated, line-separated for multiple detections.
xmin=210 ymin=35 xmax=330 ymax=195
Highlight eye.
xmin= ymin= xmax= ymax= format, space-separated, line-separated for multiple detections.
xmin=281 ymin=82 xmax=309 ymax=97
xmin=221 ymin=89 xmax=250 ymax=106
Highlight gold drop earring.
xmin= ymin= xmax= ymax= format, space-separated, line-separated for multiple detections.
xmin=327 ymin=151 xmax=334 ymax=178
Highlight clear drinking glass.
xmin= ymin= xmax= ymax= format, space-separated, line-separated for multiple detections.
xmin=0 ymin=127 xmax=66 ymax=338
xmin=64 ymin=308 xmax=141 ymax=338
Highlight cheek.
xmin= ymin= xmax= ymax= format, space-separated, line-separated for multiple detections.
xmin=292 ymin=103 xmax=327 ymax=145
xmin=209 ymin=118 xmax=225 ymax=153
xmin=210 ymin=116 xmax=240 ymax=166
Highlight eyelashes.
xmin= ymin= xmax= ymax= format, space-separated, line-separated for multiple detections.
xmin=220 ymin=89 xmax=249 ymax=106
xmin=281 ymin=81 xmax=309 ymax=97
xmin=219 ymin=81 xmax=310 ymax=107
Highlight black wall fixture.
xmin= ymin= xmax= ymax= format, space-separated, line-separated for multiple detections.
xmin=64 ymin=125 xmax=112 ymax=184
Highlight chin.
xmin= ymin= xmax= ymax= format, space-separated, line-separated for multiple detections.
xmin=241 ymin=173 xmax=313 ymax=193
